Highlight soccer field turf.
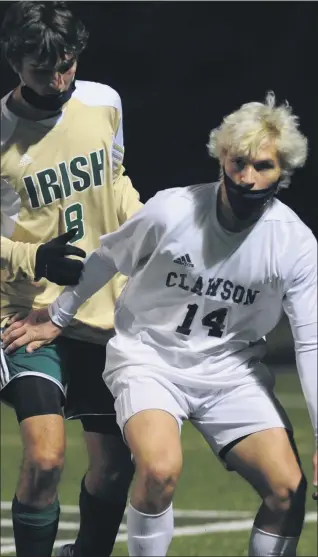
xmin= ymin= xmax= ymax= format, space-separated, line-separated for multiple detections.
xmin=1 ymin=367 xmax=317 ymax=556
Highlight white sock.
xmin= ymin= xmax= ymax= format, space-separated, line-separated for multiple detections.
xmin=249 ymin=526 xmax=299 ymax=556
xmin=127 ymin=502 xmax=174 ymax=556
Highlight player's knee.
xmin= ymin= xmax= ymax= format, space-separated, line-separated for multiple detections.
xmin=264 ymin=474 xmax=307 ymax=514
xmin=90 ymin=456 xmax=132 ymax=481
xmin=86 ymin=434 xmax=134 ymax=493
xmin=24 ymin=449 xmax=64 ymax=492
xmin=138 ymin=457 xmax=181 ymax=502
xmin=88 ymin=453 xmax=134 ymax=496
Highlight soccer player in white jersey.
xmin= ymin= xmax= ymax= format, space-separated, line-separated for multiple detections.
xmin=3 ymin=92 xmax=317 ymax=557
xmin=0 ymin=2 xmax=143 ymax=557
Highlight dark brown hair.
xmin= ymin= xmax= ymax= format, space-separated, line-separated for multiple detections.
xmin=1 ymin=1 xmax=89 ymax=69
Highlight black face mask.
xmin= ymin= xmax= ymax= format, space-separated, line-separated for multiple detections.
xmin=21 ymin=80 xmax=76 ymax=112
xmin=223 ymin=169 xmax=279 ymax=221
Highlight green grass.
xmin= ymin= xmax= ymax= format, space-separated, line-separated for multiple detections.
xmin=1 ymin=367 xmax=317 ymax=556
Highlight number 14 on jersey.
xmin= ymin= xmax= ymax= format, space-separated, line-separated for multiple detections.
xmin=176 ymin=304 xmax=228 ymax=338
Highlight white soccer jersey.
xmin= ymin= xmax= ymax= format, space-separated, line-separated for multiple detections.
xmin=50 ymin=183 xmax=317 ymax=438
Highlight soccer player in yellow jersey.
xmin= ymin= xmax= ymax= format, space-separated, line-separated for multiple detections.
xmin=0 ymin=2 xmax=142 ymax=556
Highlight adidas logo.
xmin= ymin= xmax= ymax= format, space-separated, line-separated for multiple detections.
xmin=19 ymin=153 xmax=33 ymax=167
xmin=173 ymin=254 xmax=194 ymax=267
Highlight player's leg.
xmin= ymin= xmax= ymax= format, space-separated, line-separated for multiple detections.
xmin=61 ymin=337 xmax=133 ymax=557
xmin=73 ymin=422 xmax=134 ymax=557
xmin=0 ymin=345 xmax=65 ymax=557
xmin=192 ymin=370 xmax=306 ymax=557
xmin=116 ymin=371 xmax=188 ymax=556
xmin=223 ymin=428 xmax=305 ymax=556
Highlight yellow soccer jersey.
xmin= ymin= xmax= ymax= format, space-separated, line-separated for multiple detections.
xmin=1 ymin=80 xmax=143 ymax=343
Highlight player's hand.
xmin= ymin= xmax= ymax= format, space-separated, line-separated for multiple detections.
xmin=34 ymin=228 xmax=86 ymax=286
xmin=2 ymin=308 xmax=62 ymax=354
xmin=313 ymin=448 xmax=318 ymax=500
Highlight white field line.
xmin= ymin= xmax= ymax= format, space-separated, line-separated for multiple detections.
xmin=1 ymin=511 xmax=317 ymax=554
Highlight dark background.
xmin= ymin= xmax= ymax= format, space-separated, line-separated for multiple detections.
xmin=1 ymin=1 xmax=317 ymax=237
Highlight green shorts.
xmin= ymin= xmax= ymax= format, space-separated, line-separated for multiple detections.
xmin=0 ymin=334 xmax=116 ymax=419
xmin=0 ymin=342 xmax=65 ymax=393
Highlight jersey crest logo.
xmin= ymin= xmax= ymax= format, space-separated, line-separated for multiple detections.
xmin=19 ymin=153 xmax=33 ymax=167
xmin=173 ymin=254 xmax=194 ymax=268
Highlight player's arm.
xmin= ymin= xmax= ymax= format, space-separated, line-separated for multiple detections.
xmin=111 ymin=91 xmax=144 ymax=223
xmin=1 ymin=178 xmax=86 ymax=285
xmin=49 ymin=194 xmax=162 ymax=327
xmin=1 ymin=247 xmax=120 ymax=353
xmin=1 ymin=235 xmax=38 ymax=282
xmin=283 ymin=231 xmax=318 ymax=499
xmin=282 ymin=232 xmax=317 ymax=442
xmin=114 ymin=170 xmax=143 ymax=224
xmin=2 ymin=194 xmax=165 ymax=352
xmin=1 ymin=179 xmax=40 ymax=281
xmin=1 ymin=229 xmax=86 ymax=286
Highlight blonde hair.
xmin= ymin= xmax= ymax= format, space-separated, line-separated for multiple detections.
xmin=207 ymin=91 xmax=308 ymax=189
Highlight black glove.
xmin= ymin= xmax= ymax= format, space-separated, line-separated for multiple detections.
xmin=34 ymin=228 xmax=86 ymax=286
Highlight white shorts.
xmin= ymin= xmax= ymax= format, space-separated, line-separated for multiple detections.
xmin=107 ymin=366 xmax=292 ymax=461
